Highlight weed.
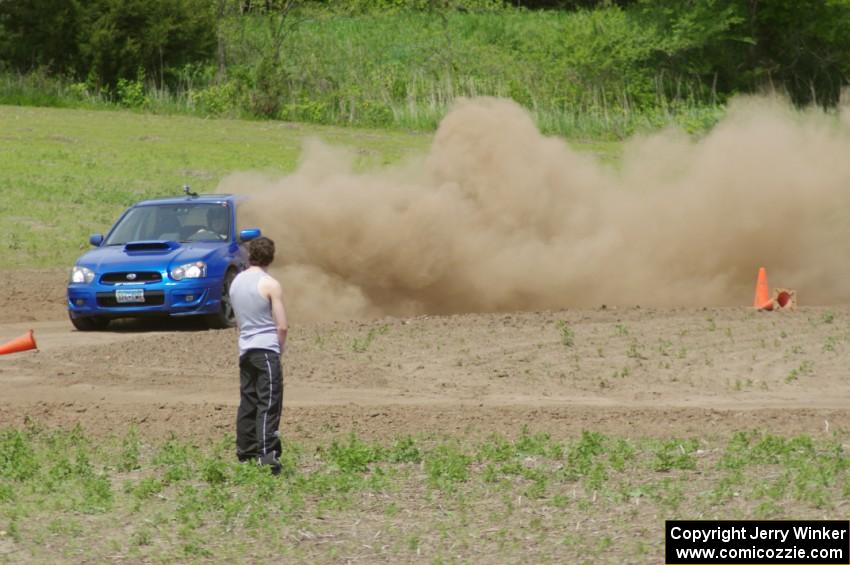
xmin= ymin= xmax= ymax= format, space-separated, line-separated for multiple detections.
xmin=79 ymin=474 xmax=113 ymax=513
xmin=556 ymin=321 xmax=574 ymax=348
xmin=425 ymin=444 xmax=470 ymax=490
xmin=200 ymin=457 xmax=229 ymax=485
xmin=0 ymin=483 xmax=14 ymax=503
xmin=326 ymin=434 xmax=384 ymax=473
xmin=562 ymin=431 xmax=607 ymax=483
xmin=129 ymin=476 xmax=164 ymax=501
xmin=389 ymin=436 xmax=422 ymax=464
xmin=626 ymin=339 xmax=647 ymax=360
xmin=524 ymin=472 xmax=548 ymax=499
xmin=822 ymin=311 xmax=835 ymax=324
xmin=117 ymin=427 xmax=141 ymax=472
xmin=478 ymin=433 xmax=517 ymax=463
xmin=786 ymin=360 xmax=814 ymax=383
xmin=131 ymin=528 xmax=153 ymax=547
xmin=650 ymin=439 xmax=698 ymax=472
xmin=0 ymin=430 xmax=38 ymax=481
xmin=823 ymin=335 xmax=839 ymax=353
xmin=352 ymin=325 xmax=389 ymax=353
xmin=515 ymin=427 xmax=557 ymax=458
xmin=153 ymin=438 xmax=196 ymax=483
xmin=608 ymin=439 xmax=636 ymax=472
xmin=384 ymin=502 xmax=400 ymax=517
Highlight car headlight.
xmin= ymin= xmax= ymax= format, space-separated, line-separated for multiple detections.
xmin=70 ymin=266 xmax=95 ymax=284
xmin=171 ymin=261 xmax=206 ymax=281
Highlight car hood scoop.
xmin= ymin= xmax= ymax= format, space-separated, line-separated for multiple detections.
xmin=124 ymin=241 xmax=179 ymax=252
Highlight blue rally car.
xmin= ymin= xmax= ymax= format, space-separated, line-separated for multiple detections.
xmin=67 ymin=190 xmax=262 ymax=331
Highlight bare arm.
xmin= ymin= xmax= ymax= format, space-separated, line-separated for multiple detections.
xmin=259 ymin=275 xmax=288 ymax=352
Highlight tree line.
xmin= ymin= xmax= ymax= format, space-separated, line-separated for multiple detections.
xmin=1 ymin=0 xmax=848 ymax=109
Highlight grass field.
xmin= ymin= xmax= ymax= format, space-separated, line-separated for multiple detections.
xmin=0 ymin=105 xmax=428 ymax=268
xmin=0 ymin=104 xmax=620 ymax=269
xmin=3 ymin=424 xmax=849 ymax=563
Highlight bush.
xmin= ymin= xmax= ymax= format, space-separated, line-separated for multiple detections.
xmin=0 ymin=0 xmax=217 ymax=90
xmin=117 ymin=73 xmax=149 ymax=108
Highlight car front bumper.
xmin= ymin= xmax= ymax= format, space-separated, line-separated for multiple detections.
xmin=68 ymin=277 xmax=223 ymax=319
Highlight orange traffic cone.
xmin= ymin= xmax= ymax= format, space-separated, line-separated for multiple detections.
xmin=753 ymin=267 xmax=774 ymax=310
xmin=0 ymin=330 xmax=37 ymax=355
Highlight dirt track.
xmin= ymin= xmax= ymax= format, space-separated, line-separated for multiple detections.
xmin=1 ymin=269 xmax=849 ymax=444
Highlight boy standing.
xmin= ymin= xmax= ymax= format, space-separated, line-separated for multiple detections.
xmin=229 ymin=237 xmax=288 ymax=474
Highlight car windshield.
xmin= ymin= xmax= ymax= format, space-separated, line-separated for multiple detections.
xmin=104 ymin=203 xmax=231 ymax=245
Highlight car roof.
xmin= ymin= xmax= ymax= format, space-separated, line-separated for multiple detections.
xmin=133 ymin=194 xmax=240 ymax=207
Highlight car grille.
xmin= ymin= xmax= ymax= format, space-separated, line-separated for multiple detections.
xmin=100 ymin=271 xmax=162 ymax=284
xmin=96 ymin=291 xmax=165 ymax=307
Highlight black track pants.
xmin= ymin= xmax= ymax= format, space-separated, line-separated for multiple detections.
xmin=236 ymin=349 xmax=283 ymax=461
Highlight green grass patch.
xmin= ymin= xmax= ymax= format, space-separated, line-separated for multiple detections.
xmin=0 ymin=105 xmax=426 ymax=268
xmin=7 ymin=425 xmax=847 ymax=561
xmin=0 ymin=105 xmax=621 ymax=269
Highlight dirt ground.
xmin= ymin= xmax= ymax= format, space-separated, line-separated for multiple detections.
xmin=1 ymin=269 xmax=849 ymax=446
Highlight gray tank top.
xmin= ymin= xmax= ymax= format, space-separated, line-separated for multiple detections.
xmin=229 ymin=269 xmax=280 ymax=355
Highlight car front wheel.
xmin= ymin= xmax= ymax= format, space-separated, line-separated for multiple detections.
xmin=69 ymin=313 xmax=110 ymax=331
xmin=206 ymin=269 xmax=236 ymax=329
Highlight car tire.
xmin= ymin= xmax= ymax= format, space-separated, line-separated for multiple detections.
xmin=206 ymin=269 xmax=237 ymax=329
xmin=69 ymin=313 xmax=109 ymax=331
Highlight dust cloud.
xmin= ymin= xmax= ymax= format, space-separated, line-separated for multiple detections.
xmin=219 ymin=96 xmax=850 ymax=321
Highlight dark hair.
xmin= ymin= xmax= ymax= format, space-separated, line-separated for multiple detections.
xmin=248 ymin=237 xmax=275 ymax=266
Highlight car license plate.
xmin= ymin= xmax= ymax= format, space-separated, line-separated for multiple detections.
xmin=115 ymin=288 xmax=145 ymax=303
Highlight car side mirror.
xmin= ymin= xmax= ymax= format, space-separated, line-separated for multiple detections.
xmin=239 ymin=228 xmax=261 ymax=242
xmin=89 ymin=234 xmax=104 ymax=246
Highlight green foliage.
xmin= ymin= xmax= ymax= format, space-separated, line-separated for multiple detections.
xmin=389 ymin=436 xmax=422 ymax=463
xmin=717 ymin=431 xmax=850 ymax=508
xmin=319 ymin=0 xmax=506 ymax=14
xmin=0 ymin=430 xmax=38 ymax=481
xmin=0 ymin=0 xmax=84 ymax=74
xmin=557 ymin=321 xmax=574 ymax=348
xmin=352 ymin=325 xmax=389 ymax=353
xmin=117 ymin=427 xmax=142 ymax=472
xmin=116 ymin=73 xmax=149 ymax=109
xmin=0 ymin=0 xmax=216 ymax=90
xmin=650 ymin=439 xmax=698 ymax=472
xmin=4 ymin=425 xmax=850 ymax=560
xmin=425 ymin=444 xmax=470 ymax=489
xmin=153 ymin=437 xmax=198 ymax=483
xmin=3 ymin=0 xmax=850 ymax=137
xmin=560 ymin=430 xmax=609 ymax=487
xmin=190 ymin=81 xmax=239 ymax=116
xmin=326 ymin=434 xmax=385 ymax=473
xmin=635 ymin=0 xmax=850 ymax=105
xmin=128 ymin=476 xmax=165 ymax=501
